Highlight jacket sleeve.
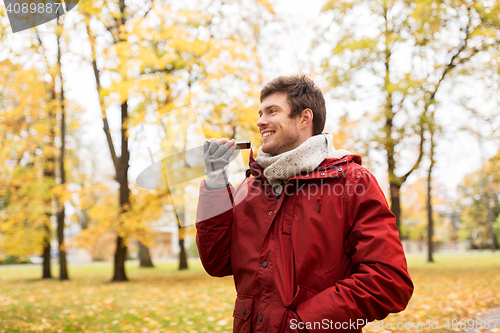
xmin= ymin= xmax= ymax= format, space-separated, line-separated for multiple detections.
xmin=296 ymin=168 xmax=414 ymax=332
xmin=195 ymin=180 xmax=235 ymax=277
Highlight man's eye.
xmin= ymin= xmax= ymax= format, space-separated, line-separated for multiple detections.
xmin=270 ymin=109 xmax=276 ymax=114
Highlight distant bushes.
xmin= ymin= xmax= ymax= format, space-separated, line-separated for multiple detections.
xmin=0 ymin=255 xmax=32 ymax=265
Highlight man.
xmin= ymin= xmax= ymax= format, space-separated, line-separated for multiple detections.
xmin=196 ymin=75 xmax=413 ymax=332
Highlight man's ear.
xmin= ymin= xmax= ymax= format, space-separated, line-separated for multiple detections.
xmin=300 ymin=108 xmax=313 ymax=129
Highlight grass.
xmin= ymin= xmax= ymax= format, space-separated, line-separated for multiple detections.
xmin=373 ymin=254 xmax=500 ymax=332
xmin=0 ymin=254 xmax=499 ymax=332
xmin=0 ymin=261 xmax=235 ymax=333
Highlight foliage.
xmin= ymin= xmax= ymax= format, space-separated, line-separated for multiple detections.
xmin=458 ymin=152 xmax=500 ymax=249
xmin=0 ymin=19 xmax=81 ymax=281
xmin=318 ymin=0 xmax=500 ymax=231
xmin=0 ymin=255 xmax=31 ymax=265
xmin=401 ymin=176 xmax=457 ymax=242
xmin=72 ymin=0 xmax=275 ymax=277
xmin=0 ymin=0 xmax=275 ymax=277
xmin=0 ymin=59 xmax=54 ymax=258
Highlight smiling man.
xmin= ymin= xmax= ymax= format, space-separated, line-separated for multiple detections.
xmin=196 ymin=75 xmax=413 ymax=333
xmin=258 ymin=91 xmax=315 ymax=155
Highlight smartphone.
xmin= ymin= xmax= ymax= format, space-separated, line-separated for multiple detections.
xmin=235 ymin=141 xmax=251 ymax=149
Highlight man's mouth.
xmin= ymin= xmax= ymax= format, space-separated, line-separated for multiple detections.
xmin=262 ymin=131 xmax=276 ymax=140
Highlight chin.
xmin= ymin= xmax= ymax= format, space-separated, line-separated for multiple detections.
xmin=261 ymin=144 xmax=278 ymax=155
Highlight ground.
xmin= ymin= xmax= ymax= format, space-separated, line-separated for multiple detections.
xmin=0 ymin=254 xmax=499 ymax=332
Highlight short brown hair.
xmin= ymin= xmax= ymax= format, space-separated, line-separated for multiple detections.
xmin=260 ymin=75 xmax=326 ymax=135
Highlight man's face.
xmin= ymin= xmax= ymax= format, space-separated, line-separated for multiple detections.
xmin=257 ymin=92 xmax=303 ymax=155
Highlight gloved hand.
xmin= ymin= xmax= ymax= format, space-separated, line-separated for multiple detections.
xmin=203 ymin=138 xmax=237 ymax=189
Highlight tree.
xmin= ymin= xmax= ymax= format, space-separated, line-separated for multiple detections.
xmin=78 ymin=0 xmax=160 ymax=281
xmin=454 ymin=101 xmax=500 ymax=252
xmin=55 ymin=18 xmax=70 ymax=280
xmin=426 ymin=110 xmax=436 ymax=262
xmin=1 ymin=19 xmax=82 ymax=279
xmin=77 ymin=0 xmax=274 ymax=277
xmin=401 ymin=176 xmax=448 ymax=240
xmin=0 ymin=60 xmax=54 ymax=277
xmin=458 ymin=152 xmax=500 ymax=251
xmin=318 ymin=0 xmax=500 ymax=234
xmin=34 ymin=21 xmax=71 ymax=279
xmin=35 ymin=20 xmax=71 ymax=280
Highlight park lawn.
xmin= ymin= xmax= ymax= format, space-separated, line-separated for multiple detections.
xmin=0 ymin=255 xmax=498 ymax=333
xmin=372 ymin=255 xmax=500 ymax=332
xmin=0 ymin=261 xmax=235 ymax=333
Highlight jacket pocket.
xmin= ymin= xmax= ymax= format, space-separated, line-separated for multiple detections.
xmin=232 ymin=294 xmax=253 ymax=332
xmin=285 ymin=285 xmax=319 ymax=310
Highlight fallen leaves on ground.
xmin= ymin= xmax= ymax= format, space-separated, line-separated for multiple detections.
xmin=365 ymin=255 xmax=500 ymax=332
xmin=0 ymin=255 xmax=498 ymax=332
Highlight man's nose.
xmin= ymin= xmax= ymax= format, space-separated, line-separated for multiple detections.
xmin=256 ymin=115 xmax=268 ymax=127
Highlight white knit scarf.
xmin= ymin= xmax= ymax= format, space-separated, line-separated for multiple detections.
xmin=255 ymin=133 xmax=351 ymax=194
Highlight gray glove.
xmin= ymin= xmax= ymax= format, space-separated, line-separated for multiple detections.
xmin=203 ymin=140 xmax=235 ymax=189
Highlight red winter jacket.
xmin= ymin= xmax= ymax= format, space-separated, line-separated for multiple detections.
xmin=196 ymin=150 xmax=413 ymax=332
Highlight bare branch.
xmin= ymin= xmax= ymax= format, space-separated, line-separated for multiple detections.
xmin=84 ymin=15 xmax=119 ymax=173
xmin=399 ymin=5 xmax=475 ymax=183
xmin=140 ymin=0 xmax=154 ymax=21
xmin=400 ymin=119 xmax=425 ymax=183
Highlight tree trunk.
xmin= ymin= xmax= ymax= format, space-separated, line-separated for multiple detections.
xmin=42 ymin=86 xmax=56 ymax=280
xmin=42 ymin=224 xmax=52 ymax=279
xmin=427 ymin=125 xmax=435 ymax=263
xmin=57 ymin=208 xmax=69 ymax=279
xmin=112 ymin=101 xmax=130 ymax=282
xmin=485 ymin=193 xmax=496 ymax=252
xmin=389 ymin=183 xmax=402 ymax=236
xmin=178 ymin=227 xmax=188 ymax=270
xmin=427 ymin=177 xmax=434 ymax=262
xmin=112 ymin=235 xmax=128 ymax=281
xmin=139 ymin=242 xmax=154 ymax=268
xmin=56 ymin=17 xmax=69 ymax=280
xmin=177 ymin=209 xmax=188 ymax=270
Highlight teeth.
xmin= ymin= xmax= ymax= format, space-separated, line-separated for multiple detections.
xmin=263 ymin=131 xmax=275 ymax=138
